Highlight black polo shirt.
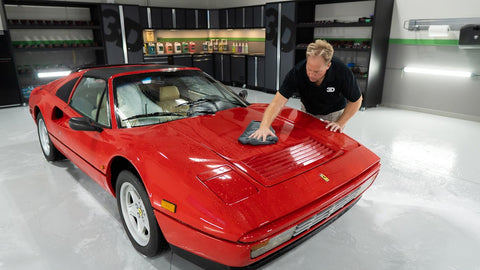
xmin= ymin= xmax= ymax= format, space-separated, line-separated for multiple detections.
xmin=279 ymin=57 xmax=361 ymax=115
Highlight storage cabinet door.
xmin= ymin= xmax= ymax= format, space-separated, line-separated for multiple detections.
xmin=185 ymin=9 xmax=196 ymax=29
xmin=162 ymin=8 xmax=174 ymax=29
xmin=231 ymin=55 xmax=246 ymax=85
xmin=209 ymin=9 xmax=220 ymax=29
xmin=101 ymin=4 xmax=124 ymax=64
xmin=198 ymin=9 xmax=208 ymax=29
xmin=0 ymin=59 xmax=22 ymax=106
xmin=151 ymin=7 xmax=163 ymax=28
xmin=123 ymin=5 xmax=144 ymax=64
xmin=175 ymin=8 xmax=186 ymax=29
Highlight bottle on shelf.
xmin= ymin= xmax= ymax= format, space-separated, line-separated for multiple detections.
xmin=156 ymin=41 xmax=164 ymax=54
xmin=174 ymin=42 xmax=181 ymax=53
xmin=244 ymin=42 xmax=248 ymax=54
xmin=189 ymin=41 xmax=196 ymax=53
xmin=165 ymin=42 xmax=173 ymax=54
xmin=182 ymin=42 xmax=189 ymax=53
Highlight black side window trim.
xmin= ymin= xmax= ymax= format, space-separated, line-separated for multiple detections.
xmin=56 ymin=77 xmax=80 ymax=103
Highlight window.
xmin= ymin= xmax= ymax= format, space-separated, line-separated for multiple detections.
xmin=70 ymin=77 xmax=110 ymax=127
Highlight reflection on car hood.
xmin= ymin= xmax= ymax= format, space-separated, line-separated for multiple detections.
xmin=166 ymin=104 xmax=361 ymax=187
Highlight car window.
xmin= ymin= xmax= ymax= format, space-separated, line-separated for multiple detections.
xmin=56 ymin=76 xmax=80 ymax=103
xmin=70 ymin=77 xmax=110 ymax=126
xmin=113 ymin=70 xmax=247 ymax=128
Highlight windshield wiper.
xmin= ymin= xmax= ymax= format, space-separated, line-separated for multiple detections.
xmin=176 ymin=96 xmax=221 ymax=107
xmin=123 ymin=112 xmax=185 ymax=121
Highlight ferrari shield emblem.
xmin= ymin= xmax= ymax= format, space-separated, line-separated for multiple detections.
xmin=320 ymin=173 xmax=330 ymax=182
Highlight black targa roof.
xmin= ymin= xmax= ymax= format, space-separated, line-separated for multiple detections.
xmin=82 ymin=64 xmax=197 ymax=80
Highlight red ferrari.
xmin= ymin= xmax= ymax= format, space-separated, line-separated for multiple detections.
xmin=28 ymin=64 xmax=380 ymax=268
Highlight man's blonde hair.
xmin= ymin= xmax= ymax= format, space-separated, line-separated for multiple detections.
xmin=306 ymin=40 xmax=334 ymax=64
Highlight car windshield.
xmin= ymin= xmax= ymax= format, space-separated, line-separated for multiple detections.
xmin=113 ymin=69 xmax=248 ymax=128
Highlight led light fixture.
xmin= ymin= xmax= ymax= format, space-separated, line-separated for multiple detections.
xmin=37 ymin=70 xmax=71 ymax=78
xmin=403 ymin=66 xmax=472 ymax=78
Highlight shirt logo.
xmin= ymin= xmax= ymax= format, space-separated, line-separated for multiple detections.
xmin=326 ymin=87 xmax=335 ymax=93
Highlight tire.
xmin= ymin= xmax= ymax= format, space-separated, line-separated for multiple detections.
xmin=36 ymin=113 xmax=63 ymax=161
xmin=116 ymin=170 xmax=166 ymax=257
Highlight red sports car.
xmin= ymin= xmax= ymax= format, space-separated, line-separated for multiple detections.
xmin=28 ymin=64 xmax=380 ymax=268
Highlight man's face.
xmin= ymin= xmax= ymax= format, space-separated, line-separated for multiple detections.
xmin=306 ymin=55 xmax=331 ymax=85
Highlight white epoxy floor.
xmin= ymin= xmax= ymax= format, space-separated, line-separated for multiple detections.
xmin=1 ymin=89 xmax=480 ymax=270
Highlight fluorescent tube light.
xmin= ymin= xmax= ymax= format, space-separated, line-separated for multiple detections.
xmin=403 ymin=66 xmax=472 ymax=78
xmin=37 ymin=70 xmax=71 ymax=78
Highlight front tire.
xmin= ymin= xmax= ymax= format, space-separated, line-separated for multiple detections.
xmin=36 ymin=113 xmax=62 ymax=161
xmin=116 ymin=170 xmax=165 ymax=257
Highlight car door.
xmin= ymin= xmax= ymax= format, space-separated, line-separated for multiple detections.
xmin=60 ymin=76 xmax=116 ymax=185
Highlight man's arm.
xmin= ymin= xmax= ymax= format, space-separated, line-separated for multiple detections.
xmin=325 ymin=95 xmax=363 ymax=132
xmin=249 ymin=92 xmax=289 ymax=141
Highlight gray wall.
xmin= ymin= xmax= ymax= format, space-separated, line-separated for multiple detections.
xmin=383 ymin=45 xmax=480 ymax=121
xmin=382 ymin=0 xmax=480 ymax=121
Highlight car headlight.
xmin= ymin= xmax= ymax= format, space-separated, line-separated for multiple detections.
xmin=250 ymin=226 xmax=296 ymax=258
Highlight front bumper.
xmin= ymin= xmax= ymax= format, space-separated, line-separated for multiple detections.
xmin=153 ymin=167 xmax=378 ymax=267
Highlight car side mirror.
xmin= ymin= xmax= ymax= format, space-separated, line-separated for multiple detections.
xmin=69 ymin=117 xmax=103 ymax=132
xmin=238 ymin=89 xmax=248 ymax=101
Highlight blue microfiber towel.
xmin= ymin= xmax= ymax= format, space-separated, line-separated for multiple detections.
xmin=238 ymin=120 xmax=278 ymax=145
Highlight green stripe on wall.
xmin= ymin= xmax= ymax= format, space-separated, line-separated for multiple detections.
xmin=389 ymin=39 xmax=459 ymax=46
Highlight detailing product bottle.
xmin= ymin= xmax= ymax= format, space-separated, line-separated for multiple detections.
xmin=182 ymin=42 xmax=189 ymax=53
xmin=174 ymin=42 xmax=182 ymax=53
xmin=165 ymin=42 xmax=173 ymax=54
xmin=189 ymin=41 xmax=196 ymax=53
xmin=148 ymin=42 xmax=156 ymax=55
xmin=221 ymin=39 xmax=228 ymax=52
xmin=156 ymin=42 xmax=164 ymax=54
xmin=203 ymin=41 xmax=208 ymax=51
xmin=232 ymin=42 xmax=236 ymax=53
xmin=208 ymin=41 xmax=213 ymax=52
xmin=244 ymin=42 xmax=248 ymax=54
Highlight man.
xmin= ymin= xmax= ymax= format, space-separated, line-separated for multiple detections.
xmin=250 ymin=39 xmax=363 ymax=141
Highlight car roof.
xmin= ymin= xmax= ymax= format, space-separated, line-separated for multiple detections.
xmin=81 ymin=64 xmax=197 ymax=80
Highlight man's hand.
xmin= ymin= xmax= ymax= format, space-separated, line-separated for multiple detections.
xmin=325 ymin=121 xmax=344 ymax=133
xmin=249 ymin=126 xmax=277 ymax=142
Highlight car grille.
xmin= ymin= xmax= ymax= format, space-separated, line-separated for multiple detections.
xmin=292 ymin=176 xmax=374 ymax=237
xmin=242 ymin=137 xmax=338 ymax=183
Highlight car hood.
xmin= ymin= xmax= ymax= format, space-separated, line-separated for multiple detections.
xmin=144 ymin=104 xmax=380 ymax=243
xmin=167 ymin=104 xmax=361 ymax=187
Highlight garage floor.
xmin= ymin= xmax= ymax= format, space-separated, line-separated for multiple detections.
xmin=1 ymin=89 xmax=480 ymax=270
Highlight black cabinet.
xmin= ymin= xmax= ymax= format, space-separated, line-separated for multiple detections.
xmin=247 ymin=55 xmax=265 ymax=89
xmin=0 ymin=32 xmax=22 ymax=106
xmin=101 ymin=4 xmax=124 ymax=65
xmin=294 ymin=0 xmax=394 ymax=108
xmin=193 ymin=54 xmax=214 ymax=77
xmin=122 ymin=5 xmax=144 ymax=64
xmin=0 ymin=58 xmax=23 ymax=106
xmin=264 ymin=1 xmax=296 ymax=92
xmin=214 ymin=54 xmax=230 ymax=84
xmin=185 ymin=9 xmax=196 ymax=29
xmin=230 ymin=54 xmax=246 ymax=86
xmin=151 ymin=7 xmax=163 ymax=28
xmin=139 ymin=6 xmax=149 ymax=29
xmin=162 ymin=8 xmax=174 ymax=29
xmin=175 ymin=8 xmax=187 ymax=29
xmin=235 ymin=8 xmax=244 ymax=28
xmin=253 ymin=6 xmax=264 ymax=28
xmin=197 ymin=9 xmax=208 ymax=29
xmin=245 ymin=7 xmax=253 ymax=28
xmin=209 ymin=9 xmax=220 ymax=29
xmin=173 ymin=55 xmax=192 ymax=67
xmin=227 ymin=9 xmax=236 ymax=29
